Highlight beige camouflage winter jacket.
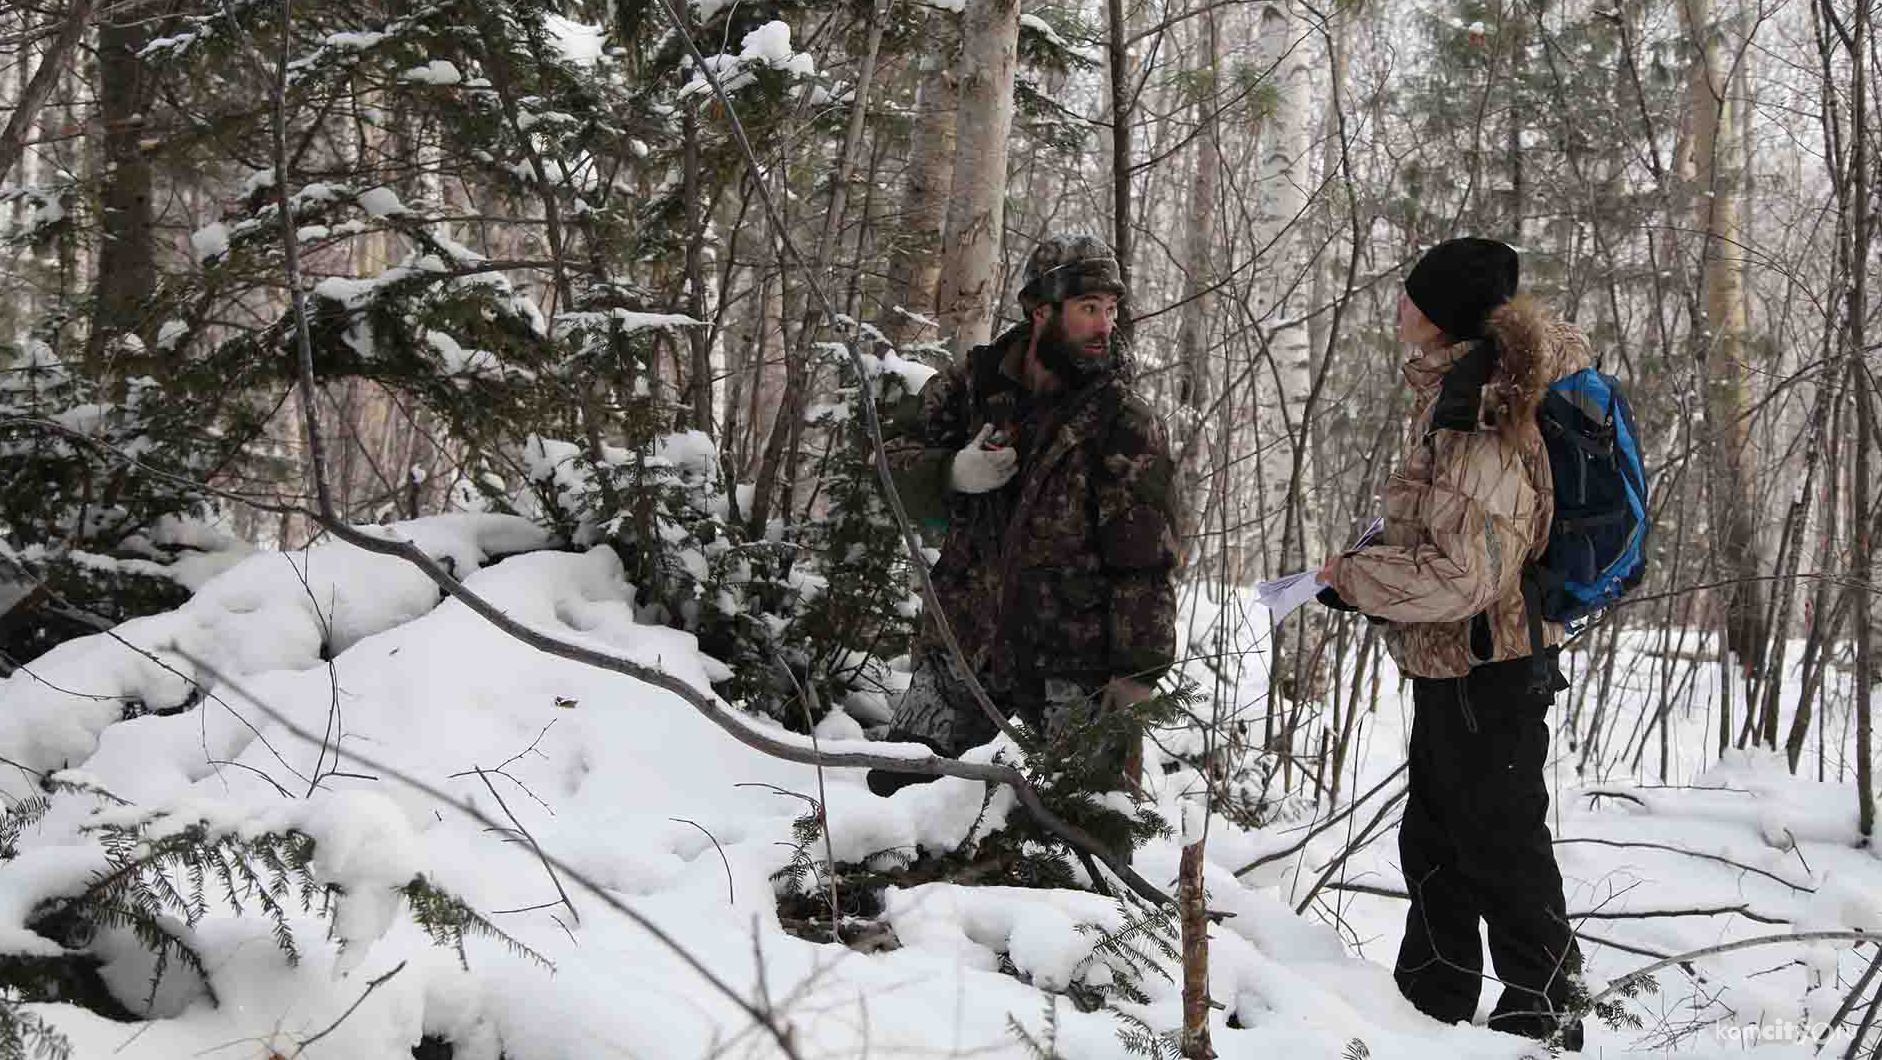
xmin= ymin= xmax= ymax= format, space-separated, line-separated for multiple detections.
xmin=1326 ymin=294 xmax=1593 ymax=679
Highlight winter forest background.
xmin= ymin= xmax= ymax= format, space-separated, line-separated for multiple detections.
xmin=0 ymin=0 xmax=1878 ymax=1055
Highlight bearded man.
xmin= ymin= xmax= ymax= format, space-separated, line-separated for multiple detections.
xmin=867 ymin=234 xmax=1181 ymax=795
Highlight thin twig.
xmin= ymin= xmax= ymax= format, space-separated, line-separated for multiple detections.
xmin=1234 ymin=764 xmax=1407 ymax=877
xmin=775 ymin=660 xmax=842 ymax=941
xmin=1555 ymin=835 xmax=1816 ymax=893
xmin=470 ymin=768 xmax=580 ymax=926
xmin=672 ymin=817 xmax=736 ymax=905
xmin=205 ymin=759 xmax=294 ymax=799
xmin=1574 ymin=930 xmax=1879 ymax=1027
xmin=289 ymin=960 xmax=407 ymax=1057
xmin=1817 ymin=944 xmax=1882 ymax=1052
xmin=1293 ymin=787 xmax=1406 ymax=914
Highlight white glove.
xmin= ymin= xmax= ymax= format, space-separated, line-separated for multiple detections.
xmin=949 ymin=424 xmax=1018 ymax=494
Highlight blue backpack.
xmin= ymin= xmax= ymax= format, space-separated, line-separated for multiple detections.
xmin=1433 ymin=345 xmax=1649 ymax=685
xmin=1530 ymin=368 xmax=1649 ymax=629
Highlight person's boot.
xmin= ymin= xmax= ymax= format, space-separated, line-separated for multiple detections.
xmin=865 ymin=730 xmax=948 ymax=796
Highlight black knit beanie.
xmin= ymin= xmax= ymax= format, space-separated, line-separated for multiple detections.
xmin=1403 ymin=238 xmax=1519 ymax=340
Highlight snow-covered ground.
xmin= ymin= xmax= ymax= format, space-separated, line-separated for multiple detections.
xmin=1 ymin=524 xmax=1876 ymax=1057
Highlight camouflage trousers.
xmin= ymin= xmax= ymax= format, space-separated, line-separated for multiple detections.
xmin=885 ymin=653 xmax=1136 ymax=787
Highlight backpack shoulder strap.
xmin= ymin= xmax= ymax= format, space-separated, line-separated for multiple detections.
xmin=1521 ymin=568 xmax=1555 ymax=696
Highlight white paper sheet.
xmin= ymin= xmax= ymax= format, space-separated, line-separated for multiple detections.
xmin=1255 ymin=570 xmax=1326 ymax=622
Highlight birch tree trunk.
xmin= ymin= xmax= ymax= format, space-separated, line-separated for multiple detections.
xmin=1304 ymin=13 xmax=1348 ymax=378
xmin=1304 ymin=10 xmax=1350 ymax=553
xmin=935 ymin=0 xmax=1020 ymax=358
xmin=1252 ymin=1 xmax=1323 ymax=714
xmin=1678 ymin=0 xmax=1769 ymax=674
xmin=883 ymin=43 xmax=958 ymax=348
xmin=1253 ymin=0 xmax=1315 ymax=575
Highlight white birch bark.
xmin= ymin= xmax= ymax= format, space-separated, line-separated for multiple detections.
xmin=935 ymin=0 xmax=1020 ymax=358
xmin=1250 ymin=0 xmax=1316 ymax=573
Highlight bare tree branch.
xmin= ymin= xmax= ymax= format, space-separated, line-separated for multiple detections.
xmin=0 ymin=0 xmax=96 ymax=183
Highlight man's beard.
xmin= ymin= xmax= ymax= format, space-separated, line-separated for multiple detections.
xmin=1035 ymin=313 xmax=1111 ymax=382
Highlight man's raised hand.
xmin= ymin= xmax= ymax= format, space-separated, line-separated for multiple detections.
xmin=950 ymin=423 xmax=1018 ymax=493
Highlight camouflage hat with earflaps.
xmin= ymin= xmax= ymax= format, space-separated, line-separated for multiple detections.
xmin=1018 ymin=234 xmax=1128 ymax=311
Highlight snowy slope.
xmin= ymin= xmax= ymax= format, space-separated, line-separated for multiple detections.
xmin=1 ymin=528 xmax=1877 ymax=1058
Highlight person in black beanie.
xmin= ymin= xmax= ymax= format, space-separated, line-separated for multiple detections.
xmin=1402 ymin=236 xmax=1520 ymax=341
xmin=1316 ymin=237 xmax=1591 ymax=1050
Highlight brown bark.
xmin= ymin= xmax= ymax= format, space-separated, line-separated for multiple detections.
xmin=1846 ymin=0 xmax=1874 ymax=842
xmin=1852 ymin=370 xmax=1874 ymax=838
xmin=0 ymin=0 xmax=96 ymax=184
xmin=87 ymin=0 xmax=159 ymax=376
xmin=1178 ymin=839 xmax=1215 ymax=1059
xmin=1174 ymin=9 xmax=1221 ymax=505
xmin=1107 ymin=0 xmax=1134 ymax=324
xmin=682 ymin=106 xmax=715 ymax=436
xmin=1760 ymin=372 xmax=1833 ymax=752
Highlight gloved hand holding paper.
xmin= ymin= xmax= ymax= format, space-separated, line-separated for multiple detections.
xmin=1255 ymin=570 xmax=1326 ymax=622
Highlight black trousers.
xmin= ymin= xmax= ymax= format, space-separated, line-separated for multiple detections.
xmin=1397 ymin=655 xmax=1585 ymax=1050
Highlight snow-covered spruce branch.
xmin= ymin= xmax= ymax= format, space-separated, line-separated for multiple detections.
xmin=0 ymin=415 xmax=1049 ymax=800
xmin=164 ymin=650 xmax=809 ymax=1060
xmin=0 ymin=416 xmax=309 ymax=518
